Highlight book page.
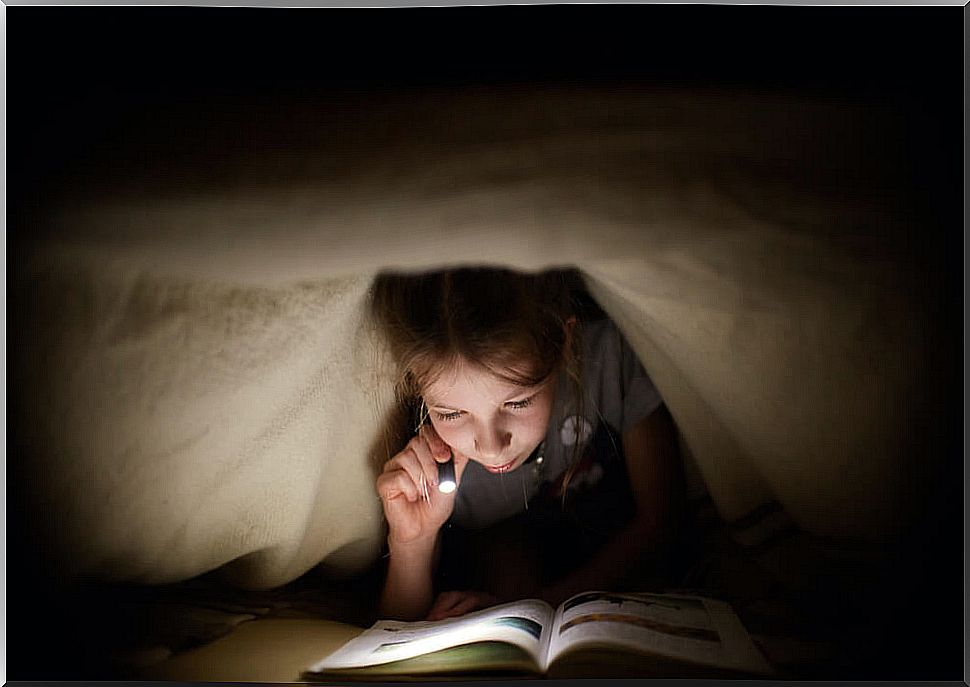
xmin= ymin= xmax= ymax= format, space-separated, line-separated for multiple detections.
xmin=308 ymin=599 xmax=554 ymax=671
xmin=545 ymin=591 xmax=773 ymax=675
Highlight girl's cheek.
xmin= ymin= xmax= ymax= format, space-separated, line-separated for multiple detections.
xmin=430 ymin=422 xmax=463 ymax=450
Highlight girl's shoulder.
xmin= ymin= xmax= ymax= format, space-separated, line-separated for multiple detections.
xmin=576 ymin=306 xmax=632 ymax=365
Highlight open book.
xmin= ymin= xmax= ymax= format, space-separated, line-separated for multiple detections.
xmin=302 ymin=591 xmax=774 ymax=680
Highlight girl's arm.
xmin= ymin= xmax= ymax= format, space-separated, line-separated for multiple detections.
xmin=540 ymin=403 xmax=684 ymax=605
xmin=375 ymin=424 xmax=469 ymax=620
xmin=379 ymin=531 xmax=440 ymax=621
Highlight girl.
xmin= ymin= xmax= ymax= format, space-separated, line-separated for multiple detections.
xmin=370 ymin=267 xmax=685 ymax=622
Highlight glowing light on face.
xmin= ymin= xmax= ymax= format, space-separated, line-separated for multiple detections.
xmin=422 ymin=358 xmax=556 ymax=474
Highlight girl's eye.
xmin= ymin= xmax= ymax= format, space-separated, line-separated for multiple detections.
xmin=505 ymin=395 xmax=535 ymax=410
xmin=435 ymin=410 xmax=464 ymax=422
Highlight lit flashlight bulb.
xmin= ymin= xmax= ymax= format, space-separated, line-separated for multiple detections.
xmin=437 ymin=452 xmax=457 ymax=494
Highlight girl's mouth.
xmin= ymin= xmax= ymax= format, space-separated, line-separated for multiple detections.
xmin=484 ymin=459 xmax=517 ymax=474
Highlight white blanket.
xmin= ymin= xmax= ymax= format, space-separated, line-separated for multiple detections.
xmin=14 ymin=87 xmax=947 ymax=588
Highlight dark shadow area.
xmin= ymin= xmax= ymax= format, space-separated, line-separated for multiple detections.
xmin=10 ymin=6 xmax=961 ymax=200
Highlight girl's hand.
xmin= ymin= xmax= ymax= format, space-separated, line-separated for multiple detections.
xmin=376 ymin=423 xmax=470 ymax=546
xmin=426 ymin=590 xmax=499 ymax=621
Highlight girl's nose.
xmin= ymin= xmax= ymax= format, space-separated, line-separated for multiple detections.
xmin=474 ymin=425 xmax=512 ymax=461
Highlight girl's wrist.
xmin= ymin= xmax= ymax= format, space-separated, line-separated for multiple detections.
xmin=387 ymin=530 xmax=439 ymax=556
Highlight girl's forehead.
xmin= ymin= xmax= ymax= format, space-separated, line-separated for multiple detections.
xmin=422 ymin=358 xmax=535 ymax=406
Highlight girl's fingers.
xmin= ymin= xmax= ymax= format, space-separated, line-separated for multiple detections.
xmin=409 ymin=425 xmax=442 ymax=487
xmin=448 ymin=595 xmax=486 ymax=618
xmin=389 ymin=446 xmax=431 ymax=495
xmin=383 ymin=442 xmax=468 ymax=500
xmin=427 ymin=590 xmax=496 ymax=620
xmin=426 ymin=591 xmax=465 ymax=621
xmin=408 ymin=434 xmax=441 ymax=488
xmin=376 ymin=469 xmax=419 ymax=503
xmin=380 ymin=451 xmax=444 ymax=507
xmin=431 ymin=590 xmax=463 ymax=611
xmin=419 ymin=424 xmax=452 ymax=463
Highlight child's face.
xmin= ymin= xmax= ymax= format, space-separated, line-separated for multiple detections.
xmin=422 ymin=358 xmax=556 ymax=474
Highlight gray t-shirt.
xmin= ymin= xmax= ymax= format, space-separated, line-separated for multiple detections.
xmin=451 ymin=318 xmax=663 ymax=531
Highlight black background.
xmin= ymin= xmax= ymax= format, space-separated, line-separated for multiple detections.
xmin=9 ymin=6 xmax=963 ymax=198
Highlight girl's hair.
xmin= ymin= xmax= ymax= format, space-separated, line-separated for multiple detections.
xmin=369 ymin=266 xmax=595 ymax=500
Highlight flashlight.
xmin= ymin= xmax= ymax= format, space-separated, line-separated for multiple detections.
xmin=437 ymin=452 xmax=457 ymax=494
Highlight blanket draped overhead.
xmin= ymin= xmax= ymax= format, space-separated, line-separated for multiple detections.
xmin=13 ymin=87 xmax=953 ymax=589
